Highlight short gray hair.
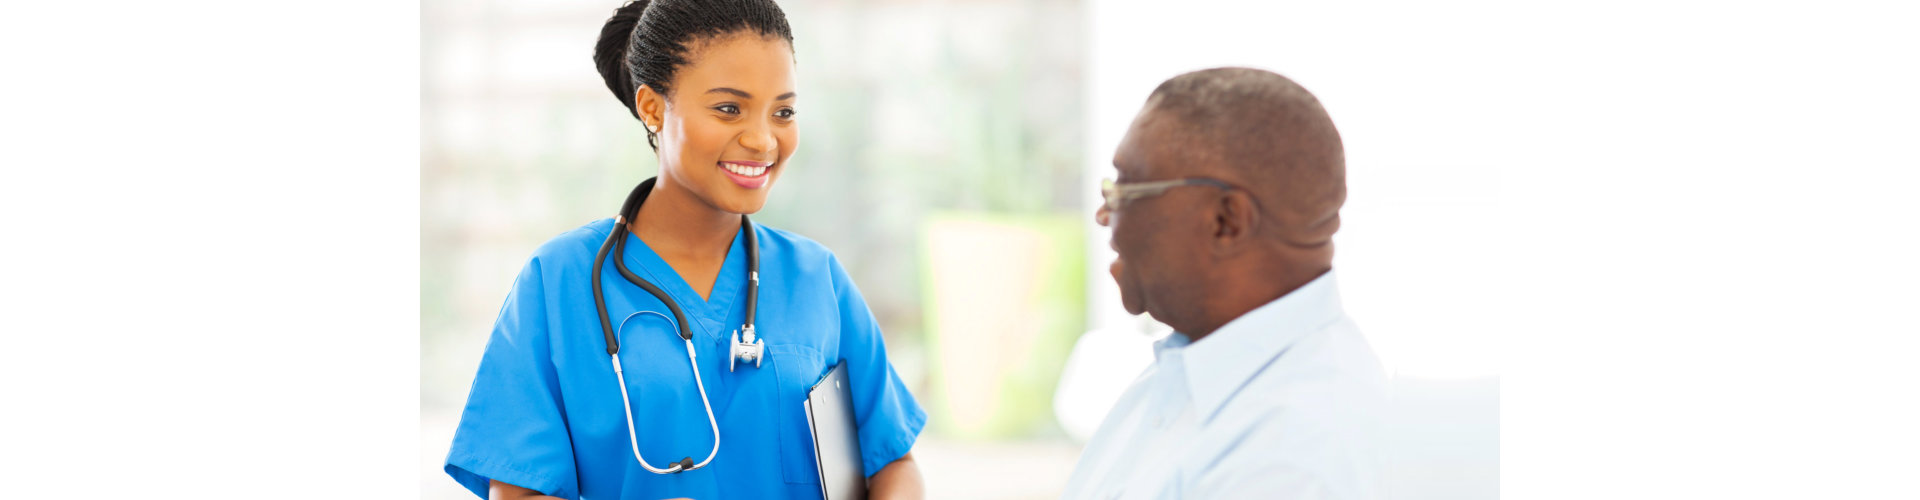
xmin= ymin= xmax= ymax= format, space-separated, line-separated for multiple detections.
xmin=1144 ymin=67 xmax=1346 ymax=247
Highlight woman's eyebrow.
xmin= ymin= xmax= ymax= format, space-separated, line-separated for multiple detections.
xmin=704 ymin=87 xmax=797 ymax=101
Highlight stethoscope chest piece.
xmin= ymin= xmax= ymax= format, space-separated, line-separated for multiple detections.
xmin=729 ymin=269 xmax=765 ymax=372
xmin=731 ymin=325 xmax=764 ymax=372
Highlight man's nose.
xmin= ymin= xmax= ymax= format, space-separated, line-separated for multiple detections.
xmin=1094 ymin=204 xmax=1112 ymax=227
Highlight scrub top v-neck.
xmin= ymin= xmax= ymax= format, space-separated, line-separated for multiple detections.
xmin=445 ymin=218 xmax=927 ymax=500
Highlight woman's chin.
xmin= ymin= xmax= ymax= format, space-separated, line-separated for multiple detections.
xmin=717 ymin=196 xmax=771 ymax=216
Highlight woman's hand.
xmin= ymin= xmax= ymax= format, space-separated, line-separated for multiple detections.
xmin=867 ymin=452 xmax=925 ymax=500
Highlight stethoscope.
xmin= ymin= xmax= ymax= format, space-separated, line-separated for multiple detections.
xmin=591 ymin=177 xmax=767 ymax=474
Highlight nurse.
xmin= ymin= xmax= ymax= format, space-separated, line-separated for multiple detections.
xmin=443 ymin=1 xmax=927 ymax=498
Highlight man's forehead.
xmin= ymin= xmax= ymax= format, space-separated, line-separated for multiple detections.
xmin=1115 ymin=109 xmax=1194 ymax=177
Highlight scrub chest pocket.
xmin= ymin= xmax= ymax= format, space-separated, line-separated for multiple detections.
xmin=769 ymin=343 xmax=829 ymax=484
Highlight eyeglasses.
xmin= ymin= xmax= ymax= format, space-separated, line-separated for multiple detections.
xmin=1098 ymin=177 xmax=1236 ymax=224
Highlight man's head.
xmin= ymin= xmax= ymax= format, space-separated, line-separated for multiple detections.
xmin=1099 ymin=67 xmax=1346 ymax=337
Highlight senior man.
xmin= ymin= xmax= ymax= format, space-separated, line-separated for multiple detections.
xmin=1063 ymin=67 xmax=1387 ymax=500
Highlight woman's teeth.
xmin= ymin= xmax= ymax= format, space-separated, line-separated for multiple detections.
xmin=723 ymin=163 xmax=769 ymax=177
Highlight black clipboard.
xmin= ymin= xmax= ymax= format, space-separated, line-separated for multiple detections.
xmin=804 ymin=360 xmax=867 ymax=500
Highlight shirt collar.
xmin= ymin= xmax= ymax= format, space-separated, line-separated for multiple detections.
xmin=1178 ymin=269 xmax=1346 ymax=423
xmin=1152 ymin=329 xmax=1192 ymax=362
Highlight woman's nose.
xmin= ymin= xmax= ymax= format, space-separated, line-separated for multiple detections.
xmin=739 ymin=120 xmax=776 ymax=153
xmin=1094 ymin=204 xmax=1112 ymax=227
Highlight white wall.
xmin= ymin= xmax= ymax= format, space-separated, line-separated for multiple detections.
xmin=1084 ymin=0 xmax=1517 ymax=379
xmin=1080 ymin=0 xmax=1918 ymax=498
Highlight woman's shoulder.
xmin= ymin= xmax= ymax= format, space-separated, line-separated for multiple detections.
xmin=752 ymin=222 xmax=846 ymax=276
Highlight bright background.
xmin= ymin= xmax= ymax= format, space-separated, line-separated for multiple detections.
xmin=4 ymin=1 xmax=1914 ymax=499
xmin=421 ymin=0 xmax=1504 ymax=498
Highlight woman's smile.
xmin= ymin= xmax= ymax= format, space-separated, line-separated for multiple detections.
xmin=719 ymin=160 xmax=773 ymax=189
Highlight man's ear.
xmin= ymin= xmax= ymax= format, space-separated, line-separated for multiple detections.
xmin=634 ymin=84 xmax=666 ymax=133
xmin=1212 ymin=190 xmax=1260 ymax=255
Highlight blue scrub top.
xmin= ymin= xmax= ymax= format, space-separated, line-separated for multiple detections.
xmin=446 ymin=218 xmax=927 ymax=499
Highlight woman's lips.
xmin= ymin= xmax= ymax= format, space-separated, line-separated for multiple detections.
xmin=720 ymin=160 xmax=772 ymax=189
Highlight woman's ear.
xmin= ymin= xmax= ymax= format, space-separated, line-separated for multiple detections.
xmin=634 ymin=84 xmax=665 ymax=133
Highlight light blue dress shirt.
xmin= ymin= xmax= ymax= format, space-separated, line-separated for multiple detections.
xmin=1062 ymin=270 xmax=1387 ymax=499
xmin=444 ymin=218 xmax=926 ymax=499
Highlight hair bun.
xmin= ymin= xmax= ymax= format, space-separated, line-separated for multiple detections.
xmin=593 ymin=0 xmax=651 ymax=119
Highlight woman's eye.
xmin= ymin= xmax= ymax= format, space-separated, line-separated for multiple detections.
xmin=715 ymin=104 xmax=740 ymax=115
xmin=775 ymin=108 xmax=796 ymax=119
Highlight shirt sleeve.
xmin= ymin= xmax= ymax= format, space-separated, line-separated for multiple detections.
xmin=444 ymin=257 xmax=581 ymax=499
xmin=828 ymin=254 xmax=929 ymax=477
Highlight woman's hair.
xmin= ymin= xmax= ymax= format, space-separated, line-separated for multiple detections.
xmin=594 ymin=0 xmax=794 ymax=150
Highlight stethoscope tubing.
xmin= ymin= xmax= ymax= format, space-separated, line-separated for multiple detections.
xmin=613 ymin=311 xmax=721 ymax=474
xmin=589 ymin=177 xmax=761 ymax=475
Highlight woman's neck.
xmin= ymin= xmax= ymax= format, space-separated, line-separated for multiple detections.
xmin=630 ymin=176 xmax=740 ymax=262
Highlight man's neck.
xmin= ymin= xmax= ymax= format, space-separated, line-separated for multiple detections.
xmin=1181 ymin=265 xmax=1329 ymax=343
